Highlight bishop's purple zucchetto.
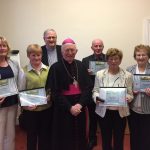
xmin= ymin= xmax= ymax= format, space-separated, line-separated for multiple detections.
xmin=62 ymin=38 xmax=75 ymax=45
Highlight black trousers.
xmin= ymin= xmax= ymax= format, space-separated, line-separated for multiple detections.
xmin=128 ymin=109 xmax=150 ymax=150
xmin=23 ymin=107 xmax=53 ymax=150
xmin=98 ymin=110 xmax=126 ymax=150
xmin=87 ymin=101 xmax=98 ymax=141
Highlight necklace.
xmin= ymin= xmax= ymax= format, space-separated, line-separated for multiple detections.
xmin=107 ymin=73 xmax=120 ymax=87
xmin=62 ymin=59 xmax=79 ymax=87
xmin=106 ymin=69 xmax=121 ymax=87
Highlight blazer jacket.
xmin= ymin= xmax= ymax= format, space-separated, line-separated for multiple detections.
xmin=93 ymin=68 xmax=133 ymax=118
xmin=41 ymin=45 xmax=62 ymax=66
xmin=127 ymin=63 xmax=150 ymax=114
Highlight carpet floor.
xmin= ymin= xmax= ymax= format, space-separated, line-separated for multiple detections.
xmin=15 ymin=126 xmax=130 ymax=150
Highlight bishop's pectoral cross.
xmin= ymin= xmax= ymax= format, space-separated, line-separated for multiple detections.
xmin=73 ymin=76 xmax=78 ymax=87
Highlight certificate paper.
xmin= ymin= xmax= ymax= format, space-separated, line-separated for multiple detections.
xmin=89 ymin=61 xmax=106 ymax=75
xmin=133 ymin=74 xmax=150 ymax=92
xmin=0 ymin=77 xmax=18 ymax=97
xmin=19 ymin=88 xmax=47 ymax=106
xmin=98 ymin=87 xmax=127 ymax=106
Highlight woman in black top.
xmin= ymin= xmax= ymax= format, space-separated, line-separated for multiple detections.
xmin=0 ymin=36 xmax=21 ymax=150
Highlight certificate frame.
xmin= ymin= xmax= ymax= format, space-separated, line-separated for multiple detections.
xmin=89 ymin=61 xmax=107 ymax=75
xmin=0 ymin=77 xmax=18 ymax=97
xmin=98 ymin=87 xmax=127 ymax=106
xmin=19 ymin=87 xmax=47 ymax=106
xmin=133 ymin=74 xmax=150 ymax=92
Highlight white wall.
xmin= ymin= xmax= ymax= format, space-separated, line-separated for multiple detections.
xmin=1 ymin=0 xmax=150 ymax=68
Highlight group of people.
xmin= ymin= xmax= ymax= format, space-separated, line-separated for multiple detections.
xmin=0 ymin=28 xmax=150 ymax=150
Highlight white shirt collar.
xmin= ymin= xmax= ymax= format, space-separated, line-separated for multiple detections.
xmin=27 ymin=63 xmax=47 ymax=72
xmin=46 ymin=45 xmax=56 ymax=51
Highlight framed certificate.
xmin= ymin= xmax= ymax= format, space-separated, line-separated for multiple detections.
xmin=89 ymin=61 xmax=107 ymax=75
xmin=133 ymin=74 xmax=150 ymax=92
xmin=0 ymin=77 xmax=18 ymax=97
xmin=19 ymin=87 xmax=47 ymax=106
xmin=98 ymin=87 xmax=127 ymax=106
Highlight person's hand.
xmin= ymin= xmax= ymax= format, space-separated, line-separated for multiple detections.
xmin=23 ymin=105 xmax=37 ymax=111
xmin=74 ymin=103 xmax=82 ymax=112
xmin=70 ymin=106 xmax=78 ymax=116
xmin=0 ymin=96 xmax=5 ymax=104
xmin=87 ymin=69 xmax=93 ymax=75
xmin=133 ymin=90 xmax=139 ymax=95
xmin=96 ymin=96 xmax=105 ymax=104
xmin=46 ymin=89 xmax=51 ymax=102
xmin=70 ymin=104 xmax=82 ymax=116
xmin=46 ymin=95 xmax=51 ymax=102
xmin=126 ymin=97 xmax=130 ymax=103
xmin=145 ymin=88 xmax=150 ymax=96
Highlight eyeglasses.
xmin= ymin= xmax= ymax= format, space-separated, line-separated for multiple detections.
xmin=107 ymin=56 xmax=121 ymax=62
xmin=45 ymin=36 xmax=56 ymax=40
xmin=136 ymin=54 xmax=148 ymax=58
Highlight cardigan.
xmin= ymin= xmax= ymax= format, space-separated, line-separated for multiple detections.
xmin=127 ymin=63 xmax=150 ymax=114
xmin=93 ymin=68 xmax=133 ymax=118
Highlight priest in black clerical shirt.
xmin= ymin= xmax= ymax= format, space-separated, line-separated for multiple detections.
xmin=82 ymin=39 xmax=106 ymax=150
xmin=46 ymin=38 xmax=92 ymax=150
xmin=41 ymin=28 xmax=62 ymax=66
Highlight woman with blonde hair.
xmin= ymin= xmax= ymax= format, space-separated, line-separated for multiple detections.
xmin=0 ymin=36 xmax=21 ymax=150
xmin=20 ymin=44 xmax=52 ymax=150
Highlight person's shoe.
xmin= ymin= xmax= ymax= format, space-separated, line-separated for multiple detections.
xmin=87 ymin=139 xmax=97 ymax=150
